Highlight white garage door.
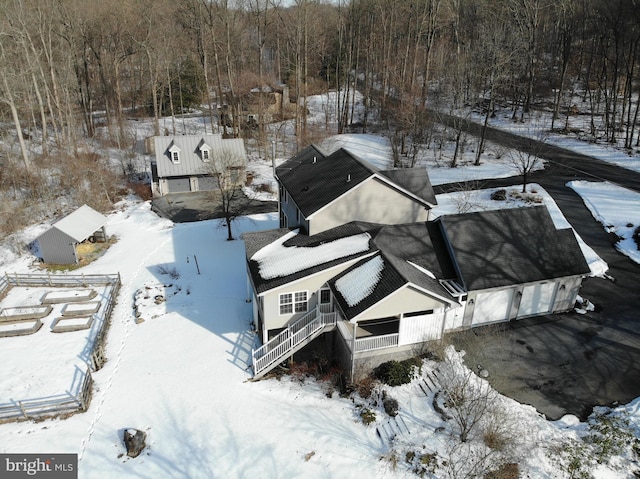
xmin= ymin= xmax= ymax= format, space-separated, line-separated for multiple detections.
xmin=398 ymin=310 xmax=445 ymax=345
xmin=517 ymin=282 xmax=557 ymax=318
xmin=167 ymin=178 xmax=191 ymax=193
xmin=472 ymin=289 xmax=515 ymax=325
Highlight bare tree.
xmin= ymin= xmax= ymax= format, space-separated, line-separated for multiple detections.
xmin=438 ymin=354 xmax=497 ymax=443
xmin=206 ymin=149 xmax=248 ymax=241
xmin=509 ymin=130 xmax=547 ymax=193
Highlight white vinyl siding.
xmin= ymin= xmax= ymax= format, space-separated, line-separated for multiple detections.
xmin=398 ymin=309 xmax=445 ymax=345
xmin=309 ymin=178 xmax=430 ymax=235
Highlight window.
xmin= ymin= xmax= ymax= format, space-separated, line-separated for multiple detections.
xmin=320 ymin=288 xmax=331 ymax=304
xmin=202 ymin=149 xmax=210 ymax=161
xmin=171 ymin=151 xmax=180 ymax=163
xmin=279 ymin=291 xmax=308 ymax=315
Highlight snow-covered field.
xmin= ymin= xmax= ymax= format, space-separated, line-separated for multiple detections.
xmin=0 ymin=92 xmax=639 ymax=478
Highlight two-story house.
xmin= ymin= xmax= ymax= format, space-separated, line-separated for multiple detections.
xmin=244 ymin=146 xmax=590 ymax=380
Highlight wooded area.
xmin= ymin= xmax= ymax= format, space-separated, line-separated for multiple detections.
xmin=0 ymin=0 xmax=639 ymax=233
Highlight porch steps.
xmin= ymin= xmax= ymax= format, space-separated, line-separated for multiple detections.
xmin=376 ymin=414 xmax=410 ymax=443
xmin=251 ymin=308 xmax=338 ymax=380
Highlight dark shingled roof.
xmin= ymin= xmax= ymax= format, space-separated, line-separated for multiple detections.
xmin=276 ymin=145 xmax=436 ymax=217
xmin=378 ymin=169 xmax=437 ymax=206
xmin=439 ymin=206 xmax=591 ymax=291
xmin=243 ymin=222 xmax=382 ymax=294
xmin=328 ymin=222 xmax=458 ymax=320
xmin=276 ymin=146 xmax=374 ymax=217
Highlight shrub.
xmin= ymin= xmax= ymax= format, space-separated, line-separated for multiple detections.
xmin=353 ymin=375 xmax=376 ymax=399
xmin=382 ymin=391 xmax=399 ymax=417
xmin=490 ymin=189 xmax=507 ymax=201
xmin=374 ymin=358 xmax=421 ymax=386
xmin=360 ymin=408 xmax=376 ymax=425
xmin=485 ymin=463 xmax=520 ymax=479
xmin=586 ymin=410 xmax=640 ymax=465
xmin=128 ymin=182 xmax=152 ymax=201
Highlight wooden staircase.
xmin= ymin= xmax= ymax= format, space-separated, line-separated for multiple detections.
xmin=251 ymin=308 xmax=338 ymax=379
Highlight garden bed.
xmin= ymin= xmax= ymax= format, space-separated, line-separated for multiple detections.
xmin=41 ymin=289 xmax=97 ymax=304
xmin=0 ymin=319 xmax=43 ymax=337
xmin=0 ymin=305 xmax=52 ymax=321
xmin=51 ymin=315 xmax=94 ymax=333
xmin=61 ymin=301 xmax=101 ymax=317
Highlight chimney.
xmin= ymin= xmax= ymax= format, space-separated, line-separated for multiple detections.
xmin=346 ymin=174 xmax=351 ymax=183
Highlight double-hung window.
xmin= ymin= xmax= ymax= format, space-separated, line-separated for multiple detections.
xmin=279 ymin=291 xmax=308 ymax=315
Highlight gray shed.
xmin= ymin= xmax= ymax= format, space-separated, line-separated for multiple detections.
xmin=37 ymin=205 xmax=108 ymax=264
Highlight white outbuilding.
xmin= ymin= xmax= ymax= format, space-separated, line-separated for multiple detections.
xmin=36 ymin=205 xmax=108 ymax=265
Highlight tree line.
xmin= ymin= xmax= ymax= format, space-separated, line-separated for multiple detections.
xmin=1 ymin=0 xmax=639 ymax=170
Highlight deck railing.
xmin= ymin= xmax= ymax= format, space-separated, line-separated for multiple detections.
xmin=354 ymin=333 xmax=399 ymax=352
xmin=336 ymin=321 xmax=400 ymax=353
xmin=252 ymin=309 xmax=337 ymax=377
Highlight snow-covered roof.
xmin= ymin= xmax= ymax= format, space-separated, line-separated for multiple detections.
xmin=49 ymin=205 xmax=107 ymax=242
xmin=251 ymin=230 xmax=372 ymax=280
xmin=334 ymin=255 xmax=384 ymax=307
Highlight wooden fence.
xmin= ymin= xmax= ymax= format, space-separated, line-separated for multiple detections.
xmin=0 ymin=272 xmax=121 ymax=422
xmin=4 ymin=272 xmax=121 ymax=288
xmin=0 ymin=368 xmax=93 ymax=423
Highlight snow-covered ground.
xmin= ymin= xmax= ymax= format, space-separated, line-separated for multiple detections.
xmin=469 ymin=107 xmax=640 ymax=174
xmin=1 ymin=92 xmax=639 ymax=478
xmin=568 ymin=181 xmax=640 ymax=264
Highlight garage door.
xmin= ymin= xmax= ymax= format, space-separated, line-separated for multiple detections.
xmin=198 ymin=176 xmax=219 ymax=191
xmin=472 ymin=289 xmax=515 ymax=325
xmin=167 ymin=178 xmax=191 ymax=193
xmin=517 ymin=282 xmax=557 ymax=318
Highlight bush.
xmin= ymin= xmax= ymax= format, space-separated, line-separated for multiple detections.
xmin=485 ymin=463 xmax=520 ymax=479
xmin=353 ymin=375 xmax=376 ymax=399
xmin=490 ymin=189 xmax=507 ymax=201
xmin=382 ymin=391 xmax=399 ymax=417
xmin=633 ymin=226 xmax=640 ymax=250
xmin=374 ymin=358 xmax=421 ymax=386
xmin=359 ymin=408 xmax=376 ymax=425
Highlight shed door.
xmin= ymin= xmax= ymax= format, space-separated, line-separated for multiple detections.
xmin=472 ymin=289 xmax=515 ymax=325
xmin=198 ymin=176 xmax=219 ymax=191
xmin=517 ymin=282 xmax=557 ymax=318
xmin=167 ymin=178 xmax=191 ymax=193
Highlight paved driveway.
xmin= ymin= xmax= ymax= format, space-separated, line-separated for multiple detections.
xmin=151 ymin=191 xmax=277 ymax=223
xmin=437 ymin=127 xmax=640 ymax=420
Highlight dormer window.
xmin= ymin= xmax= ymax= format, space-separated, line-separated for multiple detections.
xmin=168 ymin=143 xmax=181 ymax=164
xmin=199 ymin=142 xmax=212 ymax=162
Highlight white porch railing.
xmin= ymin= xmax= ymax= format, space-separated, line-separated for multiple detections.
xmin=354 ymin=333 xmax=399 ymax=352
xmin=337 ymin=321 xmax=400 ymax=353
xmin=252 ymin=308 xmax=337 ymax=378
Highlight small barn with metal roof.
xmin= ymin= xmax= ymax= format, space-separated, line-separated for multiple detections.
xmin=36 ymin=205 xmax=108 ymax=264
